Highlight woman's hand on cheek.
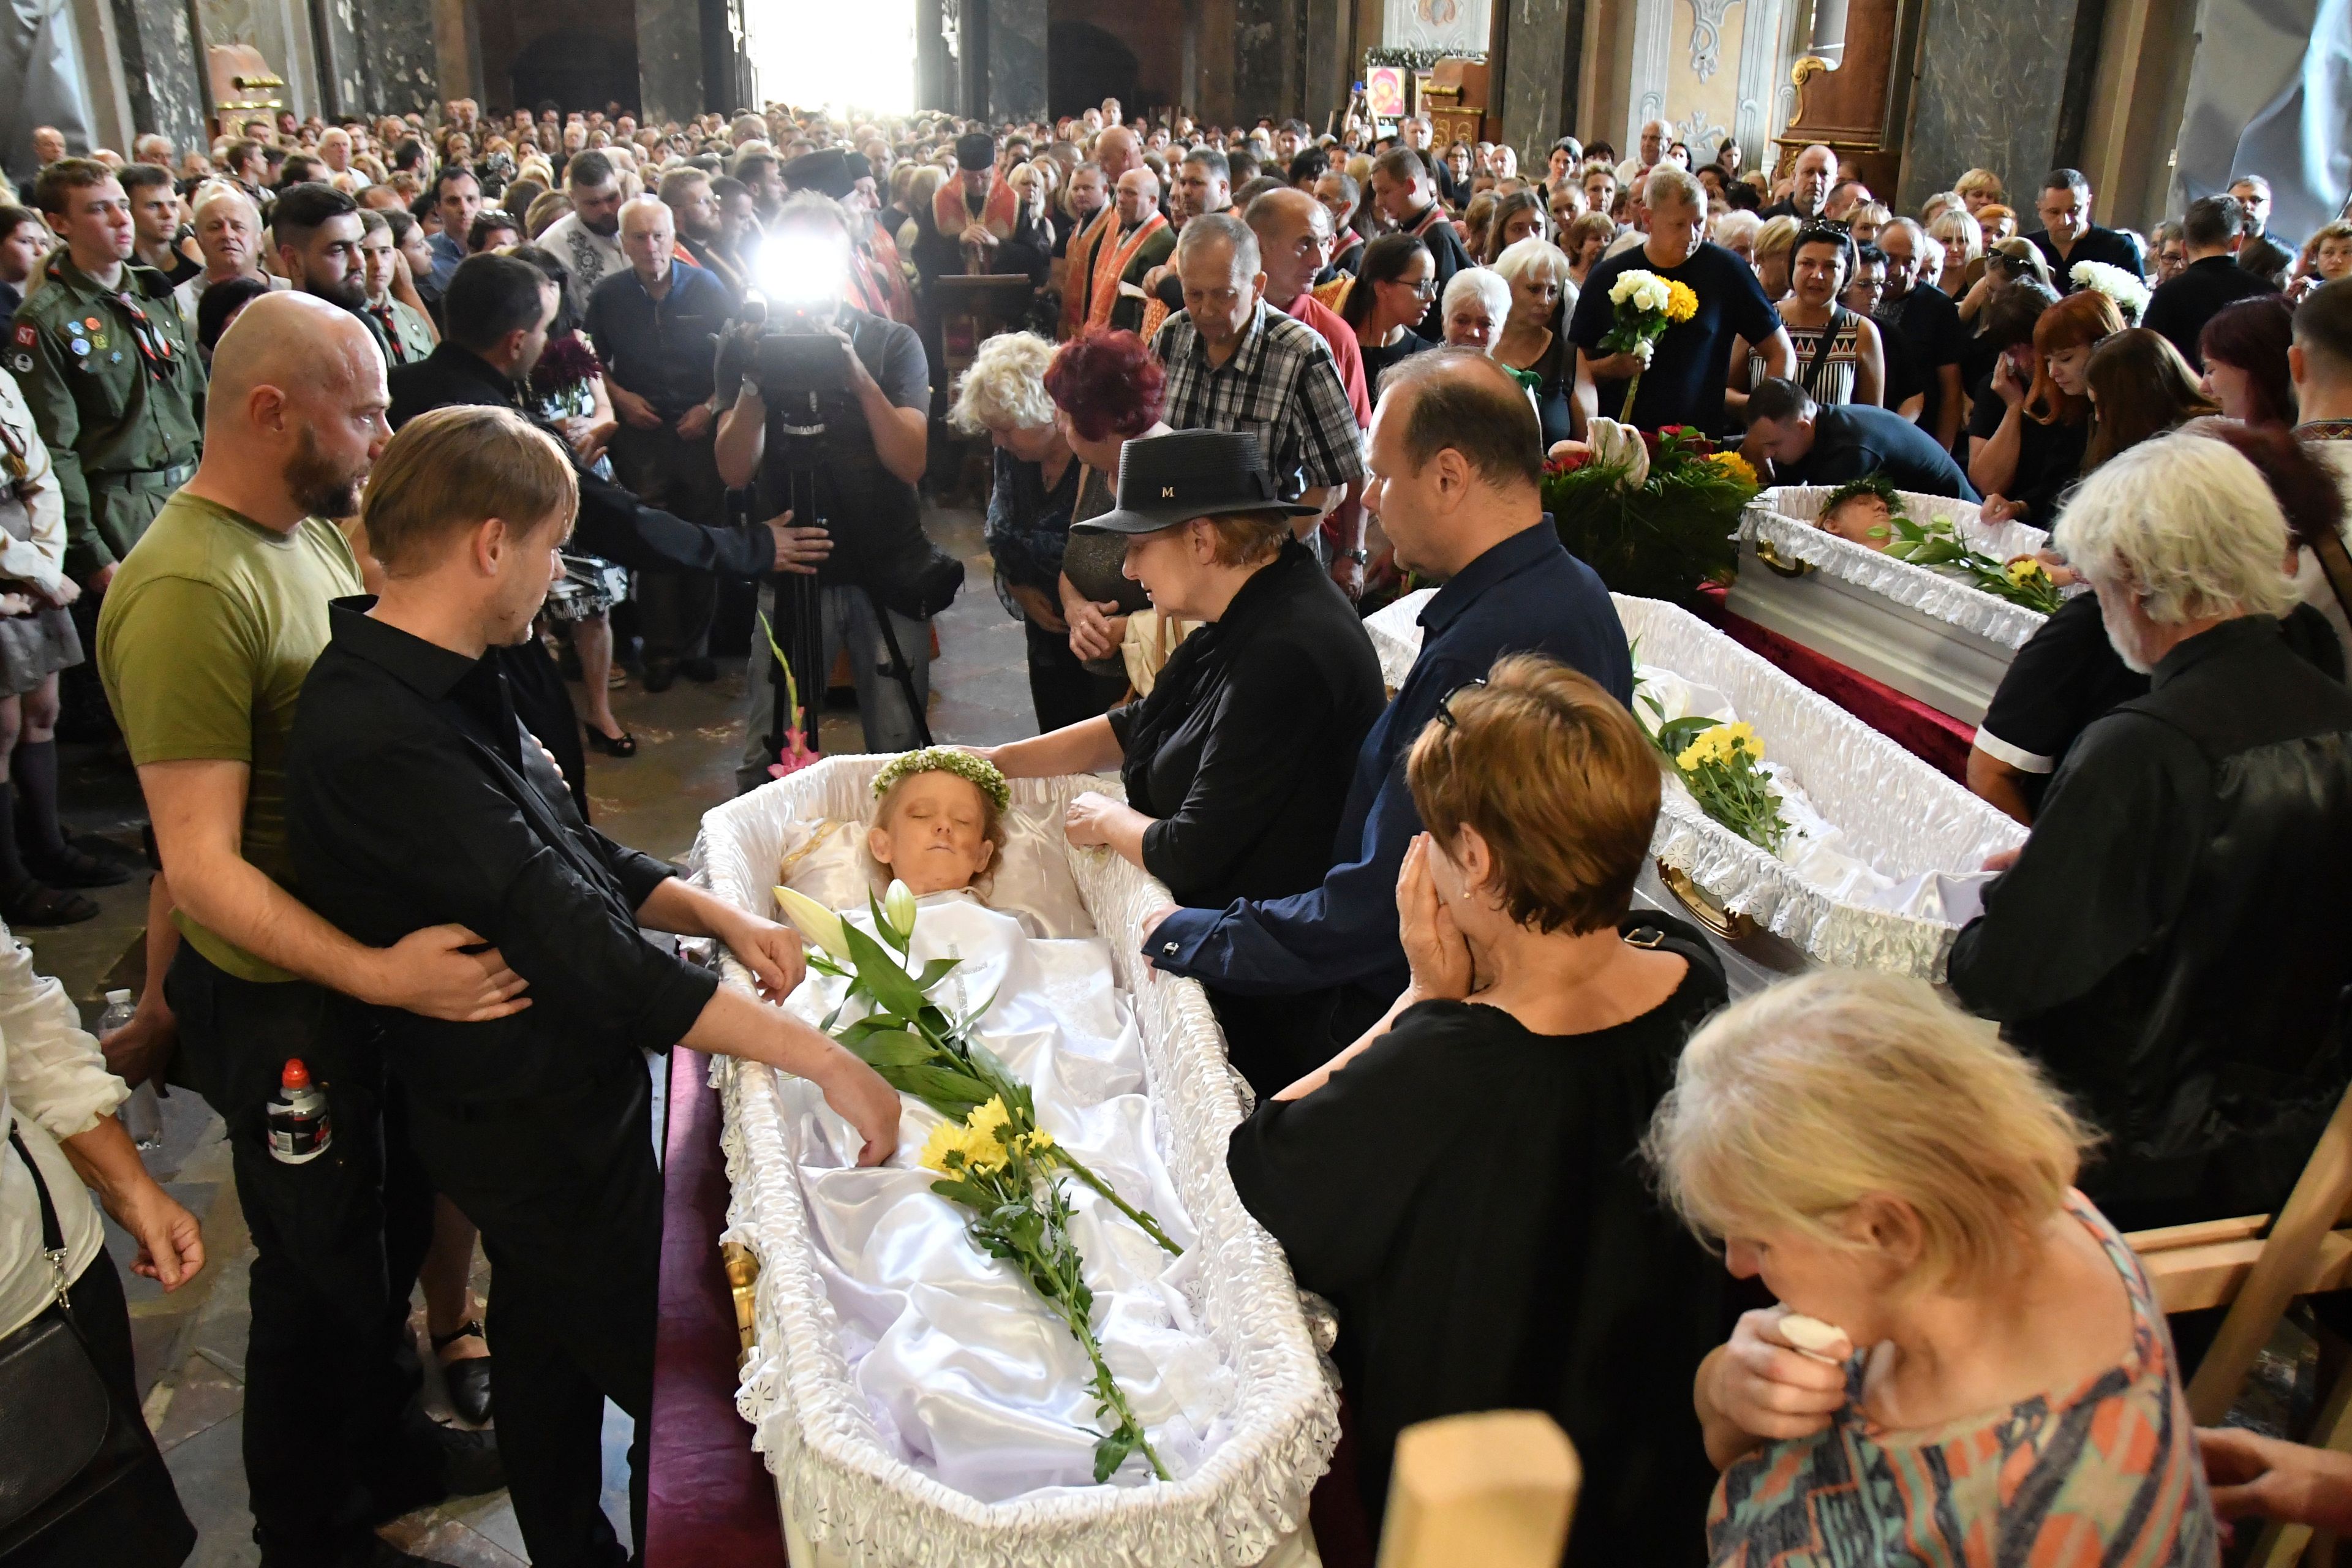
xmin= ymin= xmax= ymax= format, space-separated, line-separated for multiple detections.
xmin=1396 ymin=835 xmax=1474 ymax=1001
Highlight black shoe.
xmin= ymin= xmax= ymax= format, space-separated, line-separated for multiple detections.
xmin=433 ymin=1419 xmax=506 ymax=1499
xmin=24 ymin=843 xmax=130 ymax=888
xmin=432 ymin=1317 xmax=494 ymax=1425
xmin=0 ymin=876 xmax=99 ymax=927
xmin=642 ymin=659 xmax=677 ymax=693
xmin=679 ymin=656 xmax=719 ymax=683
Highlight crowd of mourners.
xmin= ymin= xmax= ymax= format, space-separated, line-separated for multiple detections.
xmin=1 ymin=81 xmax=2351 ymax=1568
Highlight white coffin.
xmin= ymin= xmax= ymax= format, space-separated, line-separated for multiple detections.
xmin=1361 ymin=591 xmax=2026 ymax=978
xmin=1725 ymin=486 xmax=2054 ymax=725
xmin=691 ymin=758 xmax=1338 ymax=1568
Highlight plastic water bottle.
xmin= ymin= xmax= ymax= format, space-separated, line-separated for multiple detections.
xmin=102 ymin=990 xmax=162 ymax=1152
xmin=265 ymin=1058 xmax=333 ymax=1165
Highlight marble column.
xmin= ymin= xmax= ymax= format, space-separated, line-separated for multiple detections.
xmin=1899 ymin=0 xmax=2093 ymax=212
xmin=1501 ymin=0 xmax=1578 ymax=157
xmin=108 ymin=0 xmax=206 ymax=149
xmin=431 ymin=0 xmax=481 ymax=104
xmin=986 ymin=0 xmax=1046 ymax=124
xmin=635 ymin=0 xmax=703 ymax=122
xmin=318 ymin=0 xmax=438 ymax=115
xmin=1231 ymin=0 xmax=1295 ymax=121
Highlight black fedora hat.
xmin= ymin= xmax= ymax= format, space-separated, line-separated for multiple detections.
xmin=1072 ymin=429 xmax=1320 ymax=536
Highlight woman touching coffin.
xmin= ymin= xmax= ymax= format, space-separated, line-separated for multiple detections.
xmin=1226 ymin=655 xmax=1730 ymax=1562
xmin=980 ymin=428 xmax=1385 ymax=1093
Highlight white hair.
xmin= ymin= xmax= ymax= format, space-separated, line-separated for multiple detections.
xmin=1711 ymin=210 xmax=1761 ymax=252
xmin=1442 ymin=266 xmax=1512 ymax=326
xmin=948 ymin=330 xmax=1058 ymax=434
xmin=1641 ymin=118 xmax=1675 ymax=140
xmin=189 ymin=181 xmax=260 ymax=225
xmin=617 ymin=194 xmax=671 ymax=232
xmin=1492 ymin=235 xmax=1568 ymax=289
xmin=2054 ymin=431 xmax=2303 ymax=625
xmin=1644 ymin=164 xmax=1705 ymax=213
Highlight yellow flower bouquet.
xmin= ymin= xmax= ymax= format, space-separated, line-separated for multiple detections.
xmin=1645 ymin=713 xmax=1791 ymax=853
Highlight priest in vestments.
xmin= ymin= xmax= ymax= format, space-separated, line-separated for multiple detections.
xmin=1059 ymin=125 xmax=1144 ymax=338
xmin=1079 ymin=167 xmax=1175 ymax=339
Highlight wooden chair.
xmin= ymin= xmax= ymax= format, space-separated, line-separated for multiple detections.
xmin=2125 ymin=1082 xmax=2352 ymax=1566
xmin=1375 ymin=1411 xmax=1580 ymax=1568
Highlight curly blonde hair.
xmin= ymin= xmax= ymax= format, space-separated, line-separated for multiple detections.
xmin=948 ymin=331 xmax=1058 ymax=434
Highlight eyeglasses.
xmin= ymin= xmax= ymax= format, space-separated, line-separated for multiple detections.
xmin=1399 ymin=276 xmax=1439 ymax=298
xmin=1434 ymin=677 xmax=1488 ymax=729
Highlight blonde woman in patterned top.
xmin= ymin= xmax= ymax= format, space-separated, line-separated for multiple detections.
xmin=1645 ymin=971 xmax=2218 ymax=1567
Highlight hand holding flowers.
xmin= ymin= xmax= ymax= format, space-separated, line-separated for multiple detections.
xmin=1597 ymin=270 xmax=1701 ymax=421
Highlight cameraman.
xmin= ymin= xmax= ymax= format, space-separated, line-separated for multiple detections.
xmin=715 ymin=192 xmax=940 ymax=789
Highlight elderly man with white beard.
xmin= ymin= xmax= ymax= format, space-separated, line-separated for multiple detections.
xmin=1947 ymin=428 xmax=2352 ymax=1233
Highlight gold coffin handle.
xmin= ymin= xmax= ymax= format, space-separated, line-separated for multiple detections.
xmin=1657 ymin=860 xmax=1756 ymax=941
xmin=1751 ymin=537 xmax=1816 ymax=578
xmin=721 ymin=1240 xmax=760 ymax=1366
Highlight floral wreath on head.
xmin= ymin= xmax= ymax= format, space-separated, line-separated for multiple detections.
xmin=870 ymin=747 xmax=1012 ymax=814
xmin=1821 ymin=472 xmax=1907 ymax=519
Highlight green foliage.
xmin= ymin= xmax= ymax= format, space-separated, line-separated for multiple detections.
xmin=1544 ymin=428 xmax=1753 ymax=607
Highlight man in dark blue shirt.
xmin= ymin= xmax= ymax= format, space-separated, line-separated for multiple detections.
xmin=1569 ymin=165 xmax=1792 ymax=434
xmin=2139 ymin=194 xmax=2277 ymax=368
xmin=1141 ymin=350 xmax=1632 ymax=1080
xmin=584 ymin=195 xmax=737 ymax=687
xmin=1740 ymin=377 xmax=1981 ymax=498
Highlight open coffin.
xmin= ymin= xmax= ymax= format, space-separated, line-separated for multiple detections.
xmin=690 ymin=758 xmax=1337 ymax=1568
xmin=1363 ymin=590 xmax=2026 ymax=978
xmin=1727 ymin=486 xmax=2056 ymax=724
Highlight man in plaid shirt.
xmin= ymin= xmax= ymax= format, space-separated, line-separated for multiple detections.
xmin=1150 ymin=214 xmax=1367 ymax=565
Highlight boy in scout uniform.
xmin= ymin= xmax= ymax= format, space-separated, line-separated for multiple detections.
xmin=13 ymin=159 xmax=205 ymax=591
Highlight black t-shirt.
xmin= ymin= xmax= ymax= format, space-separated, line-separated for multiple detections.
xmin=2026 ymin=224 xmax=2146 ymax=284
xmin=1978 ymin=595 xmax=2345 ymax=816
xmin=1784 ymin=404 xmax=1980 ymax=498
xmin=1965 ymin=374 xmax=2088 ymax=524
xmin=1876 ymin=284 xmax=1964 ymax=427
xmin=1567 ymin=241 xmax=1779 ymax=432
xmin=1360 ymin=328 xmax=1436 ymax=391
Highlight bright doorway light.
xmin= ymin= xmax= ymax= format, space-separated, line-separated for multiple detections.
xmin=746 ymin=0 xmax=916 ymax=115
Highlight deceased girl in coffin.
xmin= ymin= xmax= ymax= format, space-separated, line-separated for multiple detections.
xmin=764 ymin=750 xmax=1234 ymax=1501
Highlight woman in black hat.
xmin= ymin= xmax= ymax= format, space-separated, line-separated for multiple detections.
xmin=978 ymin=428 xmax=1385 ymax=1090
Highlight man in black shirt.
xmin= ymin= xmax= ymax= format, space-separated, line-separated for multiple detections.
xmin=287 ymin=406 xmax=899 ymax=1568
xmin=1760 ymin=143 xmax=1836 ymax=223
xmin=2024 ymin=168 xmax=2146 ymax=285
xmin=2140 ymin=194 xmax=2277 ymax=368
xmin=1874 ymin=218 xmax=1966 ymax=450
xmin=1948 ymin=430 xmax=2352 ymax=1231
xmin=1368 ymin=148 xmax=1471 ymax=339
xmin=1568 ymin=166 xmax=1791 ymax=433
xmin=1740 ymin=377 xmax=1980 ymax=497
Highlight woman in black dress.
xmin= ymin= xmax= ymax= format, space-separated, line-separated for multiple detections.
xmin=1228 ymin=654 xmax=1730 ymax=1564
xmin=981 ymin=429 xmax=1385 ymax=1089
xmin=1342 ymin=233 xmax=1440 ymax=391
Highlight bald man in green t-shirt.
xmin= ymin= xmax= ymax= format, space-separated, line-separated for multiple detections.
xmin=96 ymin=292 xmax=518 ymax=1562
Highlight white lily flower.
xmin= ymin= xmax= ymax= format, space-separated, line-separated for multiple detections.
xmin=1584 ymin=417 xmax=1651 ymax=488
xmin=774 ymin=884 xmax=853 ymax=962
xmin=884 ymin=879 xmax=919 ymax=942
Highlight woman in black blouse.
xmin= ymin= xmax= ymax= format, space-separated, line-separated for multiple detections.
xmin=1228 ymin=655 xmax=1730 ymax=1563
xmin=980 ymin=429 xmax=1384 ymax=1085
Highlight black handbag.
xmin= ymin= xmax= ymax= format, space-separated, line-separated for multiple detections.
xmin=0 ymin=1125 xmax=190 ymax=1567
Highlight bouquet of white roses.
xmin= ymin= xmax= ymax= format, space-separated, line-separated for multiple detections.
xmin=2069 ymin=260 xmax=2150 ymax=324
xmin=1597 ymin=268 xmax=1699 ymax=421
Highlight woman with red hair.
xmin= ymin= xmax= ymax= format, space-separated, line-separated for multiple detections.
xmin=2198 ymin=295 xmax=2298 ymax=427
xmin=1041 ymin=328 xmax=1171 ymax=687
xmin=1968 ymin=287 xmax=2121 ymax=522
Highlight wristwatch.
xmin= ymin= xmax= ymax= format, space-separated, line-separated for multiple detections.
xmin=1343 ymin=548 xmax=1370 ymax=565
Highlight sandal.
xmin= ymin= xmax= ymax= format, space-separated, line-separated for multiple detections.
xmin=0 ymin=876 xmax=99 ymax=927
xmin=606 ymin=666 xmax=628 ymax=689
xmin=24 ymin=842 xmax=130 ymax=889
xmin=586 ymin=726 xmax=638 ymax=758
xmin=431 ymin=1318 xmax=494 ymax=1427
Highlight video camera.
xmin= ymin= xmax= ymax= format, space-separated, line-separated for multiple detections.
xmin=737 ymin=232 xmax=855 ymax=410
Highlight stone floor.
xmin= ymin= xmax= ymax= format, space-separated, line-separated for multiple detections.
xmin=44 ymin=504 xmax=1038 ymax=1567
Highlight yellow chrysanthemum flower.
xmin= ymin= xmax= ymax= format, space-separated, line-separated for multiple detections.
xmin=1707 ymin=450 xmax=1759 ymax=487
xmin=1665 ymin=281 xmax=1700 ymax=323
xmin=1023 ymin=1127 xmax=1055 ymax=1154
xmin=1722 ymin=722 xmax=1763 ymax=761
xmin=919 ymin=1119 xmax=974 ymax=1176
xmin=2005 ymin=557 xmax=2047 ymax=587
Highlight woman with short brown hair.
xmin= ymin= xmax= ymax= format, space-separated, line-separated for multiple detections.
xmin=1227 ymin=652 xmax=1731 ymax=1563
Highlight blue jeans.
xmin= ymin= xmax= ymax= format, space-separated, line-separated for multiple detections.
xmin=737 ymin=579 xmax=932 ymax=790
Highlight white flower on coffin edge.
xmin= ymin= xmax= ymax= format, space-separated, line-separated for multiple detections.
xmin=2069 ymin=260 xmax=2150 ymax=323
xmin=1585 ymin=416 xmax=1650 ymax=489
xmin=774 ymin=884 xmax=853 ymax=964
